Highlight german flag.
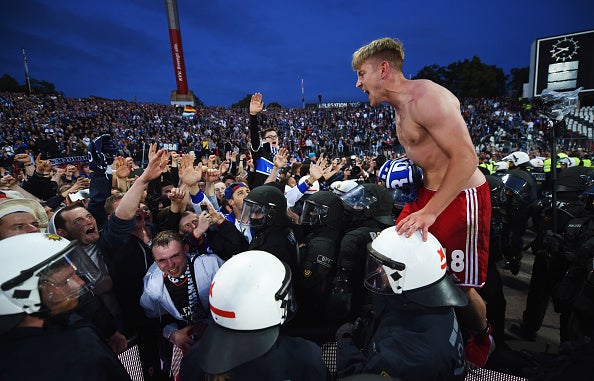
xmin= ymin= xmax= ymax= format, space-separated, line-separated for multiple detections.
xmin=182 ymin=105 xmax=197 ymax=118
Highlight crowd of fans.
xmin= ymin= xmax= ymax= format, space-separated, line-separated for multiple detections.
xmin=1 ymin=91 xmax=594 ymax=380
xmin=1 ymin=92 xmax=592 ymax=180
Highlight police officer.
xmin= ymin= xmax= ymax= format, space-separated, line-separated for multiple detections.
xmin=0 ymin=233 xmax=131 ymax=380
xmin=500 ymin=151 xmax=538 ymax=275
xmin=327 ymin=180 xmax=395 ymax=319
xmin=178 ymin=250 xmax=327 ymax=380
xmin=337 ymin=227 xmax=467 ymax=380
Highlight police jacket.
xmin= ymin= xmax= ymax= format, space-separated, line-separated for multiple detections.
xmin=0 ymin=313 xmax=131 ymax=381
xmin=178 ymin=334 xmax=328 ymax=381
xmin=337 ymin=295 xmax=466 ymax=381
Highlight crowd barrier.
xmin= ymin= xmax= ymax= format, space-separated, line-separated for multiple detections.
xmin=117 ymin=341 xmax=527 ymax=381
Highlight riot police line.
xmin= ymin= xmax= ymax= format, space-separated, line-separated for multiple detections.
xmin=485 ymin=151 xmax=594 ymax=354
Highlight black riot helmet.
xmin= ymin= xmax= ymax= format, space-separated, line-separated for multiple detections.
xmin=240 ymin=185 xmax=289 ymax=230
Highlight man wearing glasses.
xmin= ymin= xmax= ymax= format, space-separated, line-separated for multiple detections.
xmin=247 ymin=92 xmax=281 ymax=188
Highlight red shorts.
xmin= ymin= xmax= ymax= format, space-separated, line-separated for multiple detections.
xmin=396 ymin=181 xmax=491 ymax=288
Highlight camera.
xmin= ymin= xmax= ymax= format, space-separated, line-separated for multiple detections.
xmin=200 ymin=204 xmax=208 ymax=212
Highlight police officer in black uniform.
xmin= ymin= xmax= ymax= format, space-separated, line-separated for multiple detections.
xmin=327 ymin=181 xmax=395 ymax=319
xmin=500 ymin=151 xmax=538 ymax=275
xmin=337 ymin=227 xmax=467 ymax=381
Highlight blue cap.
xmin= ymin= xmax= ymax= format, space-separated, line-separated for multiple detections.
xmin=225 ymin=182 xmax=248 ymax=200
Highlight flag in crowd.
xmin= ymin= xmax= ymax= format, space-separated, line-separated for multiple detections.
xmin=182 ymin=105 xmax=197 ymax=118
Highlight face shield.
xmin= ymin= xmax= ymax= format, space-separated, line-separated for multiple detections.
xmin=364 ymin=242 xmax=406 ymax=295
xmin=501 ymin=173 xmax=531 ymax=203
xmin=299 ymin=200 xmax=329 ymax=225
xmin=275 ymin=261 xmax=297 ymax=323
xmin=239 ymin=199 xmax=276 ymax=228
xmin=340 ymin=184 xmax=377 ymax=210
xmin=390 ymin=188 xmax=418 ymax=209
xmin=1 ymin=240 xmax=103 ymax=315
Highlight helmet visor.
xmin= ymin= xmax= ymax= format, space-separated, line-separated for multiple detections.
xmin=299 ymin=200 xmax=329 ymax=225
xmin=364 ymin=242 xmax=406 ymax=295
xmin=340 ymin=185 xmax=377 ymax=210
xmin=239 ymin=199 xmax=274 ymax=227
xmin=275 ymin=261 xmax=297 ymax=323
xmin=1 ymin=240 xmax=103 ymax=315
xmin=501 ymin=174 xmax=529 ymax=196
xmin=390 ymin=188 xmax=418 ymax=209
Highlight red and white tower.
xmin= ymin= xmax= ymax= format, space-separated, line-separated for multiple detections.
xmin=165 ymin=0 xmax=196 ymax=105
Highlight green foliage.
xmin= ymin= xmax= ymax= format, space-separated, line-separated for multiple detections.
xmin=0 ymin=73 xmax=59 ymax=94
xmin=0 ymin=74 xmax=21 ymax=92
xmin=508 ymin=67 xmax=529 ymax=98
xmin=231 ymin=93 xmax=282 ymax=109
xmin=413 ymin=57 xmax=525 ymax=99
xmin=231 ymin=93 xmax=252 ymax=108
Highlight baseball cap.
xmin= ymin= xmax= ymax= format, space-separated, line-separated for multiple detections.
xmin=224 ymin=182 xmax=248 ymax=200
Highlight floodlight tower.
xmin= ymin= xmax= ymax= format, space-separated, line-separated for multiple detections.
xmin=165 ymin=0 xmax=196 ymax=106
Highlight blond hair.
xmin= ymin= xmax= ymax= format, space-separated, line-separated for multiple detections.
xmin=352 ymin=37 xmax=405 ymax=72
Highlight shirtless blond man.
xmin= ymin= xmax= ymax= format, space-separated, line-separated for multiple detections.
xmin=352 ymin=37 xmax=493 ymax=368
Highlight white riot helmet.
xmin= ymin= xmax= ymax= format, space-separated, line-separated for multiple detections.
xmin=529 ymin=158 xmax=544 ymax=168
xmin=364 ymin=227 xmax=467 ymax=307
xmin=0 ymin=233 xmax=102 ymax=332
xmin=209 ymin=250 xmax=294 ymax=329
xmin=199 ymin=250 xmax=295 ymax=374
xmin=495 ymin=161 xmax=509 ymax=172
xmin=330 ymin=179 xmax=359 ymax=196
xmin=503 ymin=151 xmax=530 ymax=166
xmin=558 ymin=157 xmax=576 ymax=167
xmin=330 ymin=180 xmax=377 ymax=210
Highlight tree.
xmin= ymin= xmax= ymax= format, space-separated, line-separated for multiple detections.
xmin=414 ymin=64 xmax=448 ymax=85
xmin=29 ymin=78 xmax=57 ymax=94
xmin=508 ymin=67 xmax=529 ymax=99
xmin=414 ymin=57 xmax=507 ymax=98
xmin=231 ymin=94 xmax=252 ymax=108
xmin=0 ymin=74 xmax=21 ymax=92
xmin=447 ymin=57 xmax=505 ymax=98
xmin=231 ymin=94 xmax=283 ymax=109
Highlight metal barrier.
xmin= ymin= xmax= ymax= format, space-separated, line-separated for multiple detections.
xmin=117 ymin=344 xmax=144 ymax=381
xmin=117 ymin=341 xmax=527 ymax=381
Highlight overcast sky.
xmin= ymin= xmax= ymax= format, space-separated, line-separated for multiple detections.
xmin=1 ymin=0 xmax=592 ymax=107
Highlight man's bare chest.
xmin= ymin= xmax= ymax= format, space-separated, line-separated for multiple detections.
xmin=395 ymin=112 xmax=425 ymax=146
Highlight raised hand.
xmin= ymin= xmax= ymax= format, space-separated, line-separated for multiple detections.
xmin=168 ymin=185 xmax=189 ymax=213
xmin=178 ymin=153 xmax=202 ymax=188
xmin=309 ymin=161 xmax=324 ymax=181
xmin=204 ymin=168 xmax=221 ymax=184
xmin=113 ymin=157 xmax=130 ymax=178
xmin=13 ymin=153 xmax=31 ymax=164
xmin=249 ymin=92 xmax=264 ymax=115
xmin=273 ymin=147 xmax=289 ymax=169
xmin=140 ymin=148 xmax=168 ymax=182
xmin=219 ymin=160 xmax=230 ymax=174
xmin=0 ymin=175 xmax=17 ymax=188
